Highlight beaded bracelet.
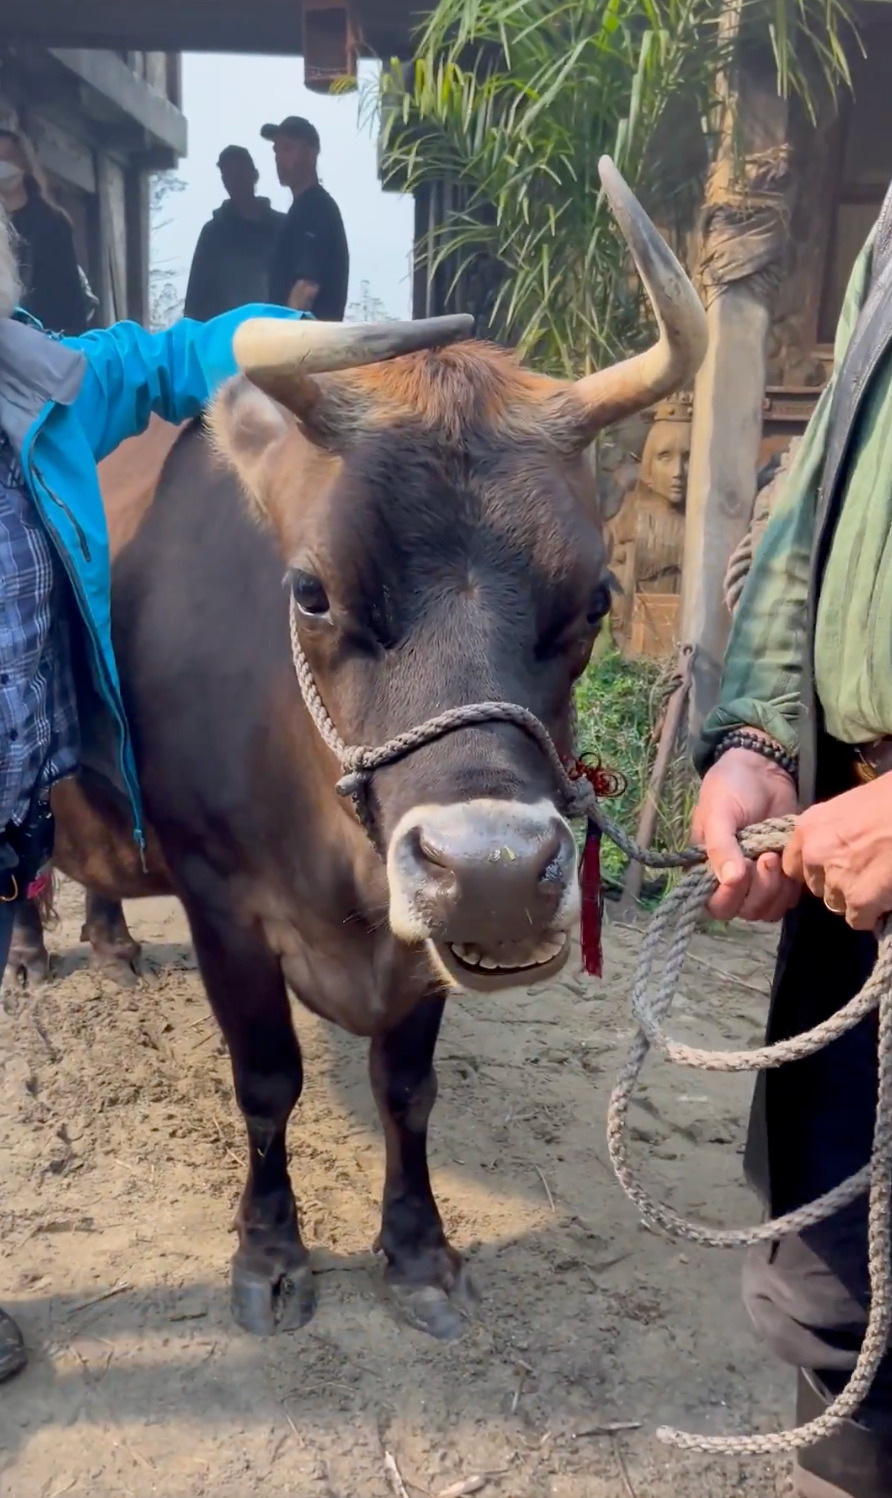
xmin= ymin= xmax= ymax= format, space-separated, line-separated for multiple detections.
xmin=713 ymin=728 xmax=798 ymax=781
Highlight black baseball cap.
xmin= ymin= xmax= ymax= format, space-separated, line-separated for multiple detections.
xmin=260 ymin=116 xmax=320 ymax=150
xmin=217 ymin=144 xmax=256 ymax=169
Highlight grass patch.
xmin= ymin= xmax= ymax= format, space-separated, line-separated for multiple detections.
xmin=574 ymin=631 xmax=695 ymax=891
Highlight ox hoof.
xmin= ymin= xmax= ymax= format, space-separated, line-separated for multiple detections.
xmin=6 ymin=947 xmax=51 ymax=988
xmin=386 ymin=1262 xmax=477 ymax=1341
xmin=88 ymin=948 xmax=143 ymax=990
xmin=230 ymin=1253 xmax=316 ymax=1337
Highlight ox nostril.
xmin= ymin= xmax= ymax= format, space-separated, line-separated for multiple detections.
xmin=411 ymin=828 xmax=459 ymax=896
xmin=417 ymin=830 xmax=451 ymax=870
xmin=534 ymin=827 xmax=570 ymax=886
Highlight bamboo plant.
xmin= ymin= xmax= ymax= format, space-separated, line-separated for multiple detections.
xmin=375 ymin=0 xmax=855 ymax=375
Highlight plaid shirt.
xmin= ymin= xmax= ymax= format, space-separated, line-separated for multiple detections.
xmin=0 ymin=433 xmax=79 ymax=828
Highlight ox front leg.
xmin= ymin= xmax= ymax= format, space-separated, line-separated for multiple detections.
xmin=7 ymin=898 xmax=50 ymax=986
xmin=370 ymin=993 xmax=475 ymax=1340
xmin=187 ymin=905 xmax=315 ymax=1336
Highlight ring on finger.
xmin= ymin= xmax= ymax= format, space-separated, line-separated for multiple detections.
xmin=823 ymin=889 xmax=846 ymax=916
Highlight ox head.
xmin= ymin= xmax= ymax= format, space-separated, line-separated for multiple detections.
xmin=212 ymin=159 xmax=706 ymax=992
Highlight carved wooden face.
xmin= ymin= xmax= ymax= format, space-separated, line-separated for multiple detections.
xmin=639 ymin=417 xmax=691 ymax=508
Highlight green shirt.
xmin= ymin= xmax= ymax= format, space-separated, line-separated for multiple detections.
xmin=700 ymin=224 xmax=892 ymax=762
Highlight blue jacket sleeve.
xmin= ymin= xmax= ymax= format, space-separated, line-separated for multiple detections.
xmin=66 ymin=304 xmax=307 ymax=464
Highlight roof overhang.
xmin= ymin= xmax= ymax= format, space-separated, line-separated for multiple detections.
xmin=1 ymin=2 xmax=432 ymax=59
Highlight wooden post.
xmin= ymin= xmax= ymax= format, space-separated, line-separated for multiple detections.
xmin=96 ymin=152 xmax=128 ymax=324
xmin=681 ymin=38 xmax=793 ymax=747
xmin=618 ymin=646 xmax=692 ymax=915
xmin=124 ymin=165 xmax=149 ymax=324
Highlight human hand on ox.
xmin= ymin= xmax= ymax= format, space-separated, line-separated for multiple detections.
xmin=782 ymin=773 xmax=892 ymax=930
xmin=691 ymin=744 xmax=799 ymax=922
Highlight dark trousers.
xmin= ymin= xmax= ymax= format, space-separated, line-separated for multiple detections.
xmin=742 ymin=890 xmax=892 ymax=1432
xmin=0 ymin=897 xmax=14 ymax=982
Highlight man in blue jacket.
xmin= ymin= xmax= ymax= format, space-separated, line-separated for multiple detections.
xmin=0 ymin=205 xmax=302 ymax=1382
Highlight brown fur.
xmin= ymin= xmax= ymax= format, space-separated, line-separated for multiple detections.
xmin=97 ymin=413 xmax=188 ymax=561
xmin=218 ymin=341 xmax=595 ymax=466
xmin=346 ymin=341 xmax=569 ymax=435
xmin=51 ymin=777 xmax=171 ymax=902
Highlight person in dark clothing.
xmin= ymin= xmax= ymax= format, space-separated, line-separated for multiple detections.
xmin=183 ymin=146 xmax=284 ymax=322
xmin=0 ymin=129 xmax=87 ymax=336
xmin=261 ymin=116 xmax=349 ymax=321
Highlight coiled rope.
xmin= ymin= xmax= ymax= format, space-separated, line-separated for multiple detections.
xmin=592 ymin=805 xmax=891 ymax=1456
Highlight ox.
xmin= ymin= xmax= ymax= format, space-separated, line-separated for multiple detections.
xmin=10 ymin=162 xmax=706 ymax=1338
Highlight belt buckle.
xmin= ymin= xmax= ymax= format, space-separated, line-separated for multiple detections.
xmin=854 ymin=747 xmax=880 ymax=783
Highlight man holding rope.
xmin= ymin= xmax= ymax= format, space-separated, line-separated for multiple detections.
xmin=693 ymin=190 xmax=892 ymax=1493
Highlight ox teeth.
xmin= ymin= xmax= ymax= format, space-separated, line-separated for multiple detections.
xmin=449 ymin=936 xmax=566 ymax=971
xmin=452 ymin=943 xmax=482 ymax=966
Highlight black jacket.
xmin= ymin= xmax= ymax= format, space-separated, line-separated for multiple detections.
xmin=184 ymin=199 xmax=285 ymax=322
xmin=268 ymin=183 xmax=349 ymax=322
xmin=11 ymin=185 xmax=87 ymax=337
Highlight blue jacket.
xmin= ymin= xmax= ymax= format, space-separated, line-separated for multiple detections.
xmin=0 ymin=305 xmax=304 ymax=851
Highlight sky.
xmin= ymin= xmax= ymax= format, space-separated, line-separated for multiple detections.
xmin=151 ymin=53 xmax=415 ymax=319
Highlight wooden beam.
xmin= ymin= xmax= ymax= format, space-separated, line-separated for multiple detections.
xmin=681 ymin=37 xmax=793 ymax=745
xmin=96 ymin=152 xmax=128 ymax=325
xmin=3 ymin=0 xmax=428 ymax=59
xmin=6 ymin=3 xmax=304 ymax=55
xmin=48 ymin=49 xmax=187 ymax=155
xmin=125 ymin=167 xmax=150 ymax=325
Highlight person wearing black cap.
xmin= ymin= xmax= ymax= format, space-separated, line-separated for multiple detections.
xmin=262 ymin=116 xmax=349 ymax=321
xmin=184 ymin=145 xmax=284 ymax=322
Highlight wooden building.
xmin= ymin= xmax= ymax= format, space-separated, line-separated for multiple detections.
xmin=0 ymin=47 xmax=186 ymax=326
xmin=1 ymin=1 xmax=432 ymax=327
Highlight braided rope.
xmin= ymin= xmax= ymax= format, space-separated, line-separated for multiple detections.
xmin=597 ymin=807 xmax=892 ymax=1456
xmin=287 ymin=597 xmax=892 ymax=1458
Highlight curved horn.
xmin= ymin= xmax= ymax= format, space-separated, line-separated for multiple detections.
xmin=574 ymin=158 xmax=707 ymax=429
xmin=233 ymin=313 xmax=475 ymax=380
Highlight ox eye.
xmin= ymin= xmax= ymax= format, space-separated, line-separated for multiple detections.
xmin=586 ymin=582 xmax=611 ymax=627
xmin=292 ymin=570 xmax=331 ymax=620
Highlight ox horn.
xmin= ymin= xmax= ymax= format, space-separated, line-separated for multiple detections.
xmin=573 ymin=158 xmax=707 ymax=429
xmin=233 ymin=313 xmax=475 ymax=381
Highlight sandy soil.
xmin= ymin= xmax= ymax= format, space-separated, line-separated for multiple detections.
xmin=0 ymin=879 xmax=793 ymax=1497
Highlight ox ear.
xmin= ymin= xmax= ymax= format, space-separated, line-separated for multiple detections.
xmin=242 ymin=369 xmax=371 ymax=455
xmin=208 ymin=376 xmax=292 ymax=514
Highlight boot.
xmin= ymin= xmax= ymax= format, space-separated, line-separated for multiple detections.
xmin=793 ymin=1369 xmax=892 ymax=1497
xmin=0 ymin=1307 xmax=25 ymax=1383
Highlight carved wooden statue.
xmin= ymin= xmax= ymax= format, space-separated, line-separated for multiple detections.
xmin=723 ymin=436 xmax=801 ymax=617
xmin=608 ymin=398 xmax=692 ymax=651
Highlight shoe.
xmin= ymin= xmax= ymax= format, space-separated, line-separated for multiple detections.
xmin=0 ymin=1307 xmax=25 ymax=1383
xmin=793 ymin=1369 xmax=892 ymax=1497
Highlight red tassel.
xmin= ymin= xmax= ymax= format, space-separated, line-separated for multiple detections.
xmin=579 ymin=822 xmax=604 ymax=976
xmin=565 ymin=755 xmax=625 ymax=980
xmin=25 ymin=869 xmax=51 ymax=903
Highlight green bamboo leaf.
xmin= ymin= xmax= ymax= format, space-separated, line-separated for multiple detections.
xmin=377 ymin=0 xmax=855 ymax=373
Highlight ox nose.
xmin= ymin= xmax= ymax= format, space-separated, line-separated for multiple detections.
xmin=387 ymin=799 xmax=579 ymax=972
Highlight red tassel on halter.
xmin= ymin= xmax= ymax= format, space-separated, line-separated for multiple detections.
xmin=566 ymin=758 xmax=626 ymax=979
xmin=580 ymin=821 xmax=604 ymax=976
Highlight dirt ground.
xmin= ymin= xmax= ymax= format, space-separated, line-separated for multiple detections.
xmin=0 ymin=879 xmax=795 ymax=1498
